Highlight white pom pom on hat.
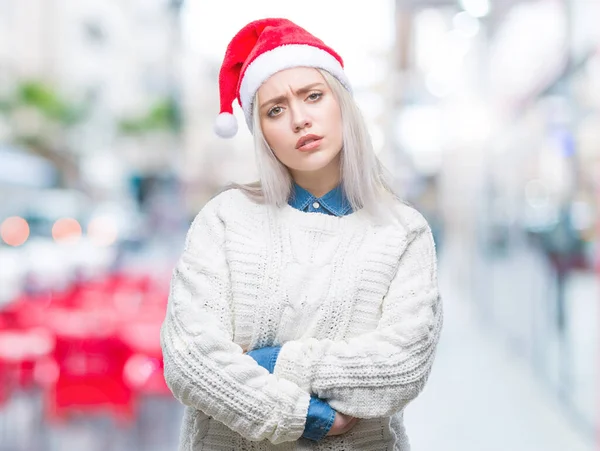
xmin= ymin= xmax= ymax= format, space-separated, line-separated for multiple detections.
xmin=214 ymin=18 xmax=352 ymax=139
xmin=214 ymin=112 xmax=238 ymax=139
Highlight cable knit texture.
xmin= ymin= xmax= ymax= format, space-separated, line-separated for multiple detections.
xmin=160 ymin=188 xmax=443 ymax=451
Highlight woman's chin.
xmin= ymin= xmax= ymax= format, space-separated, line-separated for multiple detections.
xmin=292 ymin=162 xmax=335 ymax=173
xmin=289 ymin=152 xmax=338 ymax=172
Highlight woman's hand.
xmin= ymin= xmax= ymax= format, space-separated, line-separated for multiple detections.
xmin=326 ymin=412 xmax=359 ymax=436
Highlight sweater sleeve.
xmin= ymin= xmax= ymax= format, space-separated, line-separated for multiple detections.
xmin=272 ymin=215 xmax=443 ymax=419
xmin=246 ymin=346 xmax=335 ymax=441
xmin=160 ymin=195 xmax=310 ymax=444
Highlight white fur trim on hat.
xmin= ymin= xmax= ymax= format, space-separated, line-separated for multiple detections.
xmin=239 ymin=44 xmax=351 ymax=130
xmin=214 ymin=112 xmax=238 ymax=138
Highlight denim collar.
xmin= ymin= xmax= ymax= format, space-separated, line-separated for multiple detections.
xmin=288 ymin=183 xmax=353 ymax=217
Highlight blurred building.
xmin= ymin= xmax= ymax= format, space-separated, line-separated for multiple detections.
xmin=392 ymin=0 xmax=600 ymax=438
xmin=0 ymin=0 xmax=184 ymax=198
xmin=0 ymin=0 xmax=188 ymax=310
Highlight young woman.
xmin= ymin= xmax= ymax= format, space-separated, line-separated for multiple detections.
xmin=160 ymin=18 xmax=443 ymax=451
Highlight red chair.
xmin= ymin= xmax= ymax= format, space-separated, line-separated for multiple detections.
xmin=43 ymin=308 xmax=135 ymax=424
xmin=119 ymin=309 xmax=169 ymax=396
xmin=123 ymin=353 xmax=169 ymax=396
xmin=0 ymin=317 xmax=11 ymax=405
xmin=0 ymin=327 xmax=55 ymax=393
xmin=0 ymin=361 xmax=10 ymax=405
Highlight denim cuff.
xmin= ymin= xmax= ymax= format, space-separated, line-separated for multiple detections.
xmin=246 ymin=346 xmax=281 ymax=373
xmin=302 ymin=396 xmax=336 ymax=441
xmin=269 ymin=346 xmax=281 ymax=373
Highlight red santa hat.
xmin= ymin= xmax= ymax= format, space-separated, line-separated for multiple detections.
xmin=214 ymin=18 xmax=351 ymax=138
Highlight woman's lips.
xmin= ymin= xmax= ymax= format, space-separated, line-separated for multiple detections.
xmin=297 ymin=138 xmax=323 ymax=151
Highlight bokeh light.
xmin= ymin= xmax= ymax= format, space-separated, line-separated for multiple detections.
xmin=52 ymin=218 xmax=82 ymax=243
xmin=0 ymin=216 xmax=30 ymax=246
xmin=87 ymin=216 xmax=119 ymax=247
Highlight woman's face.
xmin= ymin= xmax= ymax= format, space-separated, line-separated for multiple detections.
xmin=257 ymin=67 xmax=343 ymax=175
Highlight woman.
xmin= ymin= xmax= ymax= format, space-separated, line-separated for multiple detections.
xmin=160 ymin=18 xmax=443 ymax=450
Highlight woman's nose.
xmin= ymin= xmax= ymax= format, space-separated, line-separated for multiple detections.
xmin=292 ymin=107 xmax=311 ymax=132
xmin=294 ymin=120 xmax=310 ymax=132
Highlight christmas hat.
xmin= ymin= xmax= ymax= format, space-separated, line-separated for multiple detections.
xmin=214 ymin=18 xmax=351 ymax=138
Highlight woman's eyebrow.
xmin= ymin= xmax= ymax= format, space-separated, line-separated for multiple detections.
xmin=259 ymin=82 xmax=325 ymax=110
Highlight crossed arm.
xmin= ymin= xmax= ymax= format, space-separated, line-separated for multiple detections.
xmin=249 ymin=220 xmax=442 ymax=420
xmin=161 ymin=200 xmax=442 ymax=444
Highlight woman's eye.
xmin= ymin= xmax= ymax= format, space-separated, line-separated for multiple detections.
xmin=307 ymin=92 xmax=322 ymax=101
xmin=267 ymin=106 xmax=282 ymax=117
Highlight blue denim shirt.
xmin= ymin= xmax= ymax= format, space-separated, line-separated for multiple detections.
xmin=247 ymin=183 xmax=352 ymax=441
xmin=288 ymin=183 xmax=353 ymax=217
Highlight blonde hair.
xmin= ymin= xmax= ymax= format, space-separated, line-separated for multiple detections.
xmin=224 ymin=68 xmax=401 ymax=222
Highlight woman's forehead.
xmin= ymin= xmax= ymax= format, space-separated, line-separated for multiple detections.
xmin=258 ymin=68 xmax=325 ymax=95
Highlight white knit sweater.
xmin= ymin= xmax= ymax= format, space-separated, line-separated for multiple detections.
xmin=160 ymin=188 xmax=443 ymax=451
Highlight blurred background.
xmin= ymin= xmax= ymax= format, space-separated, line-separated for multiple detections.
xmin=0 ymin=0 xmax=598 ymax=450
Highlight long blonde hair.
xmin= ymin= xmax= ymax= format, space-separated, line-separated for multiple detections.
xmin=224 ymin=68 xmax=401 ymax=222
